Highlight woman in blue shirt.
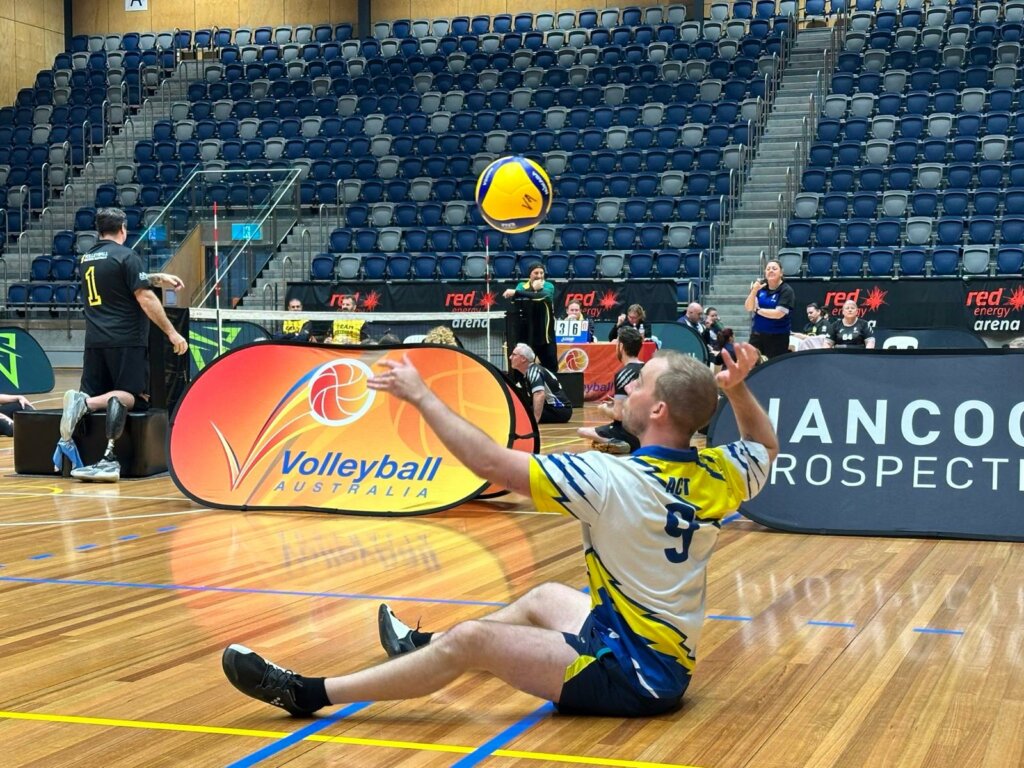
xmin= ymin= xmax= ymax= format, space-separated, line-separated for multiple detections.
xmin=743 ymin=260 xmax=795 ymax=360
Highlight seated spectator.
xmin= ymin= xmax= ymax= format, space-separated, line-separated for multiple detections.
xmin=423 ymin=326 xmax=462 ymax=347
xmin=0 ymin=394 xmax=34 ymax=437
xmin=577 ymin=327 xmax=644 ymax=454
xmin=716 ymin=328 xmax=736 ymax=370
xmin=702 ymin=307 xmax=723 ymax=363
xmin=826 ymin=300 xmax=876 ymax=349
xmin=608 ymin=303 xmax=647 ymax=341
xmin=509 ymin=342 xmax=572 ymax=424
xmin=273 ymin=298 xmax=314 ymax=342
xmin=679 ymin=302 xmax=705 ymax=337
xmin=792 ymin=303 xmax=831 ymax=341
xmin=325 ymin=294 xmax=369 ymax=344
xmin=562 ymin=300 xmax=594 ymax=342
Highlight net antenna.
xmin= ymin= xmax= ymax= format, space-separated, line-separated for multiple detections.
xmin=212 ymin=200 xmax=223 ymax=355
xmin=484 ymin=232 xmax=491 ymax=360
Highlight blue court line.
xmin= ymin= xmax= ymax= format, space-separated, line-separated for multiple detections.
xmin=225 ymin=701 xmax=372 ymax=768
xmin=0 ymin=575 xmax=508 ymax=608
xmin=913 ymin=627 xmax=964 ymax=636
xmin=28 ymin=553 xmax=53 ymax=560
xmin=807 ymin=620 xmax=856 ymax=628
xmin=707 ymin=614 xmax=752 ymax=622
xmin=450 ymin=702 xmax=555 ymax=768
xmin=156 ymin=525 xmax=177 ymax=532
xmin=117 ymin=535 xmax=139 ymax=541
xmin=75 ymin=544 xmax=97 ymax=551
xmin=722 ymin=513 xmax=743 ymax=525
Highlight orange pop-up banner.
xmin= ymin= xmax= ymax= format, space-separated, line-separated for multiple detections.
xmin=169 ymin=344 xmax=520 ymax=515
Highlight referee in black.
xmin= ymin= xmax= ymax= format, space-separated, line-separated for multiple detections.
xmin=55 ymin=207 xmax=189 ymax=481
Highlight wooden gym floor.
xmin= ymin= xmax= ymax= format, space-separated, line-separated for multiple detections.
xmin=0 ymin=370 xmax=1021 ymax=768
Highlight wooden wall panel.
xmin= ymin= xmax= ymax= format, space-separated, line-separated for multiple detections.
xmin=16 ymin=23 xmax=44 ymax=89
xmin=457 ymin=0 xmax=507 ymax=17
xmin=109 ymin=3 xmax=152 ymax=33
xmin=44 ymin=0 xmax=64 ymax=32
xmin=285 ymin=0 xmax=331 ymax=25
xmin=0 ymin=17 xmax=15 ymax=105
xmin=72 ymin=0 xmax=106 ymax=36
xmin=373 ymin=0 xmax=410 ymax=23
xmin=152 ymin=0 xmax=194 ymax=32
xmin=195 ymin=0 xmax=239 ymax=31
xmin=0 ymin=0 xmax=13 ymax=21
xmin=15 ymin=0 xmax=45 ymax=28
xmin=239 ymin=0 xmax=285 ymax=28
xmin=331 ymin=0 xmax=358 ymax=24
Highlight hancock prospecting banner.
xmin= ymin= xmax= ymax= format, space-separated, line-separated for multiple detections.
xmin=169 ymin=343 xmax=519 ymax=515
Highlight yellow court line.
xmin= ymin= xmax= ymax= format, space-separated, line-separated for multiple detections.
xmin=0 ymin=710 xmax=701 ymax=768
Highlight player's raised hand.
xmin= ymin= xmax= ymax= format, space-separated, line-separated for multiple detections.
xmin=368 ymin=354 xmax=429 ymax=404
xmin=715 ymin=342 xmax=760 ymax=391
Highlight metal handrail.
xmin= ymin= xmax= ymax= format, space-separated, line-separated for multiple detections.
xmin=79 ymin=119 xmax=91 ymax=167
xmin=299 ymin=227 xmax=312 ymax=278
xmin=261 ymin=280 xmax=277 ymax=310
xmin=0 ymin=254 xmax=7 ymax=315
xmin=281 ymin=254 xmax=296 ymax=283
xmin=317 ymin=203 xmax=330 ymax=247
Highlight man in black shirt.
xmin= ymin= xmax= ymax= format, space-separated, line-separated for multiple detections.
xmin=55 ymin=207 xmax=188 ymax=482
xmin=509 ymin=342 xmax=572 ymax=424
xmin=577 ymin=327 xmax=644 ymax=454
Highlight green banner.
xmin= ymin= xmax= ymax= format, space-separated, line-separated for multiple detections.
xmin=0 ymin=327 xmax=55 ymax=394
xmin=188 ymin=321 xmax=270 ymax=378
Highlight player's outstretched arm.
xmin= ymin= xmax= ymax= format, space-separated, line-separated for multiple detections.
xmin=368 ymin=355 xmax=533 ymax=496
xmin=716 ymin=343 xmax=778 ymax=462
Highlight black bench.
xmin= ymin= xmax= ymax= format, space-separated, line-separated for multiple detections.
xmin=13 ymin=408 xmax=168 ymax=478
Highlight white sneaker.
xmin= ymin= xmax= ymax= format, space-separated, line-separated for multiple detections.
xmin=71 ymin=458 xmax=121 ymax=483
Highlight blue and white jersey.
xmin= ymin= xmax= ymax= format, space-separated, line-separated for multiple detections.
xmin=530 ymin=442 xmax=770 ymax=699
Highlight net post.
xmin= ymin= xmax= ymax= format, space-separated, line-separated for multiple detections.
xmin=213 ymin=200 xmax=223 ymax=355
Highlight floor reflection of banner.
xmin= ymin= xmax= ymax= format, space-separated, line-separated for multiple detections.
xmin=0 ymin=327 xmax=54 ymax=395
xmin=557 ymin=341 xmax=658 ymax=401
xmin=709 ymin=349 xmax=1024 ymax=541
xmin=169 ymin=513 xmax=538 ymax=643
xmin=170 ymin=343 xmax=518 ymax=515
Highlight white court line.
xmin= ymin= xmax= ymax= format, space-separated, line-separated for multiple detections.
xmin=0 ymin=509 xmax=208 ymax=526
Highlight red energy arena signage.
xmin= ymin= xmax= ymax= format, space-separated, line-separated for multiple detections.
xmin=169 ymin=343 xmax=521 ymax=515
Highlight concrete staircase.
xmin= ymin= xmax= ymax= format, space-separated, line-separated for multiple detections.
xmin=248 ymin=212 xmax=332 ymax=309
xmin=703 ymin=27 xmax=834 ymax=338
xmin=3 ymin=61 xmax=209 ymax=283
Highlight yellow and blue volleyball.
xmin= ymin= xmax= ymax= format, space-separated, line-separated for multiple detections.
xmin=475 ymin=156 xmax=553 ymax=234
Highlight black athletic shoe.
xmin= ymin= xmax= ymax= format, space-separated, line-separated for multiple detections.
xmin=377 ymin=603 xmax=418 ymax=658
xmin=221 ymin=644 xmax=319 ymax=716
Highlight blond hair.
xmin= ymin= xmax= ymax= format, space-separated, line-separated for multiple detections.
xmin=423 ymin=326 xmax=458 ymax=346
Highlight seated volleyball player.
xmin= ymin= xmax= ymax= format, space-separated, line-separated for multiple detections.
xmin=222 ymin=343 xmax=776 ymax=718
xmin=55 ymin=207 xmax=188 ymax=482
xmin=577 ymin=327 xmax=644 ymax=454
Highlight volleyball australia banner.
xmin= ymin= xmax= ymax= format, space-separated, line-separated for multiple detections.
xmin=289 ymin=280 xmax=679 ymax=322
xmin=170 ymin=344 xmax=520 ymax=515
xmin=0 ymin=327 xmax=54 ymax=395
xmin=709 ymin=349 xmax=1024 ymax=541
xmin=789 ymin=279 xmax=1024 ymax=345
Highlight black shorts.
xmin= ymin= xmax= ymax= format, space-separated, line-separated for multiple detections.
xmin=557 ymin=615 xmax=684 ymax=717
xmin=594 ymin=422 xmax=640 ymax=451
xmin=749 ymin=331 xmax=790 ymax=360
xmin=540 ymin=402 xmax=573 ymax=424
xmin=82 ymin=346 xmax=150 ymax=410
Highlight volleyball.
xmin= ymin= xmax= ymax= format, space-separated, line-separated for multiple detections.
xmin=308 ymin=359 xmax=376 ymax=426
xmin=475 ymin=155 xmax=553 ymax=233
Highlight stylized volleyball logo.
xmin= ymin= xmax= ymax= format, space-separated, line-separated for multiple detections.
xmin=308 ymin=359 xmax=376 ymax=426
xmin=559 ymin=348 xmax=589 ymax=372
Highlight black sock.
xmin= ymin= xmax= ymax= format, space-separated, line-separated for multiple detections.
xmin=410 ymin=630 xmax=433 ymax=648
xmin=294 ymin=675 xmax=331 ymax=712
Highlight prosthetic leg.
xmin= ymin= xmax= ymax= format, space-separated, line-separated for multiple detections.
xmin=70 ymin=397 xmax=126 ymax=482
xmin=52 ymin=390 xmax=88 ymax=471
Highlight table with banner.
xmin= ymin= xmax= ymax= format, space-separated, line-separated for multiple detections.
xmin=556 ymin=340 xmax=658 ymax=401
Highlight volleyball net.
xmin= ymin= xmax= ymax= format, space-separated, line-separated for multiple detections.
xmin=187 ymin=307 xmax=510 ymax=370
